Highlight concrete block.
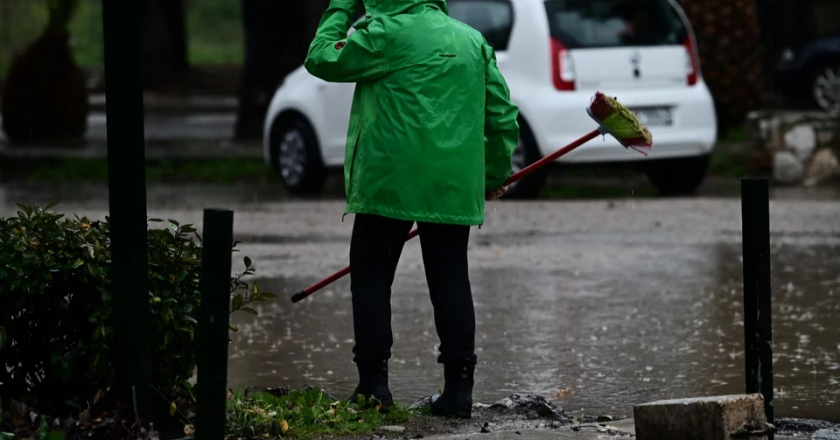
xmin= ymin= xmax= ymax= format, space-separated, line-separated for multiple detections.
xmin=634 ymin=394 xmax=773 ymax=440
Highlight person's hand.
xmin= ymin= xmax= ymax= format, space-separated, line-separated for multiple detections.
xmin=486 ymin=186 xmax=508 ymax=201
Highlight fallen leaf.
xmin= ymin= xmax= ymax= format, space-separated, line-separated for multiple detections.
xmin=554 ymin=388 xmax=573 ymax=398
xmin=248 ymin=407 xmax=267 ymax=416
xmin=327 ymin=409 xmax=335 ymax=417
xmin=184 ymin=424 xmax=195 ymax=436
xmin=493 ymin=249 xmax=502 ymax=256
xmin=92 ymin=390 xmax=106 ymax=406
xmin=358 ymin=419 xmax=364 ymax=423
xmin=280 ymin=420 xmax=289 ymax=434
xmin=267 ymin=411 xmax=277 ymax=417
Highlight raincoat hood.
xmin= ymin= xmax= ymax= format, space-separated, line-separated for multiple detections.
xmin=303 ymin=0 xmax=519 ymax=225
xmin=363 ymin=0 xmax=448 ymax=16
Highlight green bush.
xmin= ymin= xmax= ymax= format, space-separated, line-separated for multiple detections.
xmin=0 ymin=203 xmax=273 ymax=412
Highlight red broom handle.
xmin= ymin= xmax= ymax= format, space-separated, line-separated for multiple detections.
xmin=291 ymin=128 xmax=601 ymax=303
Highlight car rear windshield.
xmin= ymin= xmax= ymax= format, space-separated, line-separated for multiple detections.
xmin=544 ymin=0 xmax=688 ymax=49
xmin=449 ymin=0 xmax=514 ymax=51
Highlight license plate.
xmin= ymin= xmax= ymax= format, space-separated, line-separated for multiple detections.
xmin=630 ymin=107 xmax=673 ymax=127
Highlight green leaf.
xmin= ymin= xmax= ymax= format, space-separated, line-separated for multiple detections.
xmin=239 ymin=307 xmax=258 ymax=315
xmin=231 ymin=295 xmax=243 ymax=311
xmin=149 ymin=218 xmax=164 ymax=223
xmin=170 ymin=401 xmax=177 ymax=417
xmin=229 ymin=323 xmax=239 ymax=332
xmin=45 ymin=431 xmax=65 ymax=440
xmin=301 ymin=406 xmax=315 ymax=420
xmin=39 ymin=416 xmax=49 ymax=440
xmin=73 ymin=259 xmax=84 ymax=269
xmin=252 ymin=282 xmax=259 ymax=294
xmin=244 ymin=256 xmax=252 ymax=268
xmin=2 ymin=432 xmax=15 ymax=440
xmin=168 ymin=219 xmax=180 ymax=227
xmin=45 ymin=201 xmax=59 ymax=211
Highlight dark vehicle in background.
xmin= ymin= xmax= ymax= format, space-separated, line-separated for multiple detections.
xmin=775 ymin=36 xmax=840 ymax=112
xmin=771 ymin=0 xmax=840 ymax=112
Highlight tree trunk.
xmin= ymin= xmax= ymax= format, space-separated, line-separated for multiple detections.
xmin=235 ymin=0 xmax=329 ymax=140
xmin=141 ymin=0 xmax=189 ymax=90
xmin=676 ymin=0 xmax=765 ymax=135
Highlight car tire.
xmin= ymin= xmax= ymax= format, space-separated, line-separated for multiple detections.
xmin=270 ymin=115 xmax=327 ymax=195
xmin=645 ymin=154 xmax=710 ymax=196
xmin=810 ymin=62 xmax=840 ymax=113
xmin=504 ymin=121 xmax=548 ymax=199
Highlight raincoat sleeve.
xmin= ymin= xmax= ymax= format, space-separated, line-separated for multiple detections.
xmin=483 ymin=44 xmax=519 ymax=191
xmin=304 ymin=0 xmax=389 ymax=83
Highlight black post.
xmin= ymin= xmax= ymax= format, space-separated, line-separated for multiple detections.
xmin=102 ymin=0 xmax=151 ymax=424
xmin=741 ymin=178 xmax=774 ymax=424
xmin=197 ymin=209 xmax=234 ymax=440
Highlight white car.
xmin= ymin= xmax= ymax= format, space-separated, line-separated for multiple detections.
xmin=263 ymin=0 xmax=718 ymax=198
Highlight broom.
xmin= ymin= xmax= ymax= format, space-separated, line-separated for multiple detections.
xmin=291 ymin=92 xmax=653 ymax=303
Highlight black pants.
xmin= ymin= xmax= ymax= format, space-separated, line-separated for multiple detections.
xmin=350 ymin=214 xmax=477 ymax=367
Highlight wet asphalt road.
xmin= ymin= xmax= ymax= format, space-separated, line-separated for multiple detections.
xmin=2 ymin=182 xmax=840 ymax=421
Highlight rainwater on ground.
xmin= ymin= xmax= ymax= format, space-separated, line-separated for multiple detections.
xmin=3 ymin=182 xmax=840 ymax=422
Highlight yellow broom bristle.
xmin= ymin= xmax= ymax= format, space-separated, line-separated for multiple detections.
xmin=589 ymin=92 xmax=653 ymax=150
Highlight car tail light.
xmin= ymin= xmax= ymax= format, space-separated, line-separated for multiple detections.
xmin=684 ymin=36 xmax=699 ymax=86
xmin=551 ymin=38 xmax=575 ymax=91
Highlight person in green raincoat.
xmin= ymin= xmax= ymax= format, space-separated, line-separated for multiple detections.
xmin=304 ymin=0 xmax=519 ymax=418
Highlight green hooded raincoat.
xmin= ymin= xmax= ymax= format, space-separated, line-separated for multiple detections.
xmin=304 ymin=0 xmax=520 ymax=226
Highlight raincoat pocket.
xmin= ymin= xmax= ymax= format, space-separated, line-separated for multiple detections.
xmin=343 ymin=127 xmax=362 ymax=220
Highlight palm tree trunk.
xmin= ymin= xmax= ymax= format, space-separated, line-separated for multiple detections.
xmin=235 ymin=0 xmax=330 ymax=139
xmin=676 ymin=0 xmax=765 ymax=135
xmin=141 ymin=0 xmax=189 ymax=89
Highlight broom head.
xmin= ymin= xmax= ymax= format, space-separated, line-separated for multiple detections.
xmin=587 ymin=92 xmax=653 ymax=156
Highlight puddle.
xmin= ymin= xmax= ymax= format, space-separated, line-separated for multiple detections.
xmin=228 ymin=239 xmax=840 ymax=422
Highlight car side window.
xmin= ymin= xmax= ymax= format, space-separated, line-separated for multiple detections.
xmin=448 ymin=0 xmax=514 ymax=51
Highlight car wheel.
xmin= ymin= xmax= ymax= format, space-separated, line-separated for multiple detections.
xmin=271 ymin=116 xmax=327 ymax=195
xmin=811 ymin=63 xmax=840 ymax=112
xmin=504 ymin=122 xmax=548 ymax=199
xmin=645 ymin=154 xmax=710 ymax=196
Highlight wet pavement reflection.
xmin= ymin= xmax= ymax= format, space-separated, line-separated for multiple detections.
xmin=228 ymin=233 xmax=840 ymax=422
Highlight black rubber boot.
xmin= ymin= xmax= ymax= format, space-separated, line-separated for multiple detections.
xmin=430 ymin=363 xmax=474 ymax=419
xmin=348 ymin=359 xmax=394 ymax=409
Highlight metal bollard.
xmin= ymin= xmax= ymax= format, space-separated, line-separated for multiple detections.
xmin=197 ymin=209 xmax=234 ymax=440
xmin=102 ymin=0 xmax=150 ymax=425
xmin=741 ymin=178 xmax=774 ymax=424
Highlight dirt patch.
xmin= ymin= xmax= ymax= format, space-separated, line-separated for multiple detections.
xmin=336 ymin=394 xmax=576 ymax=440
